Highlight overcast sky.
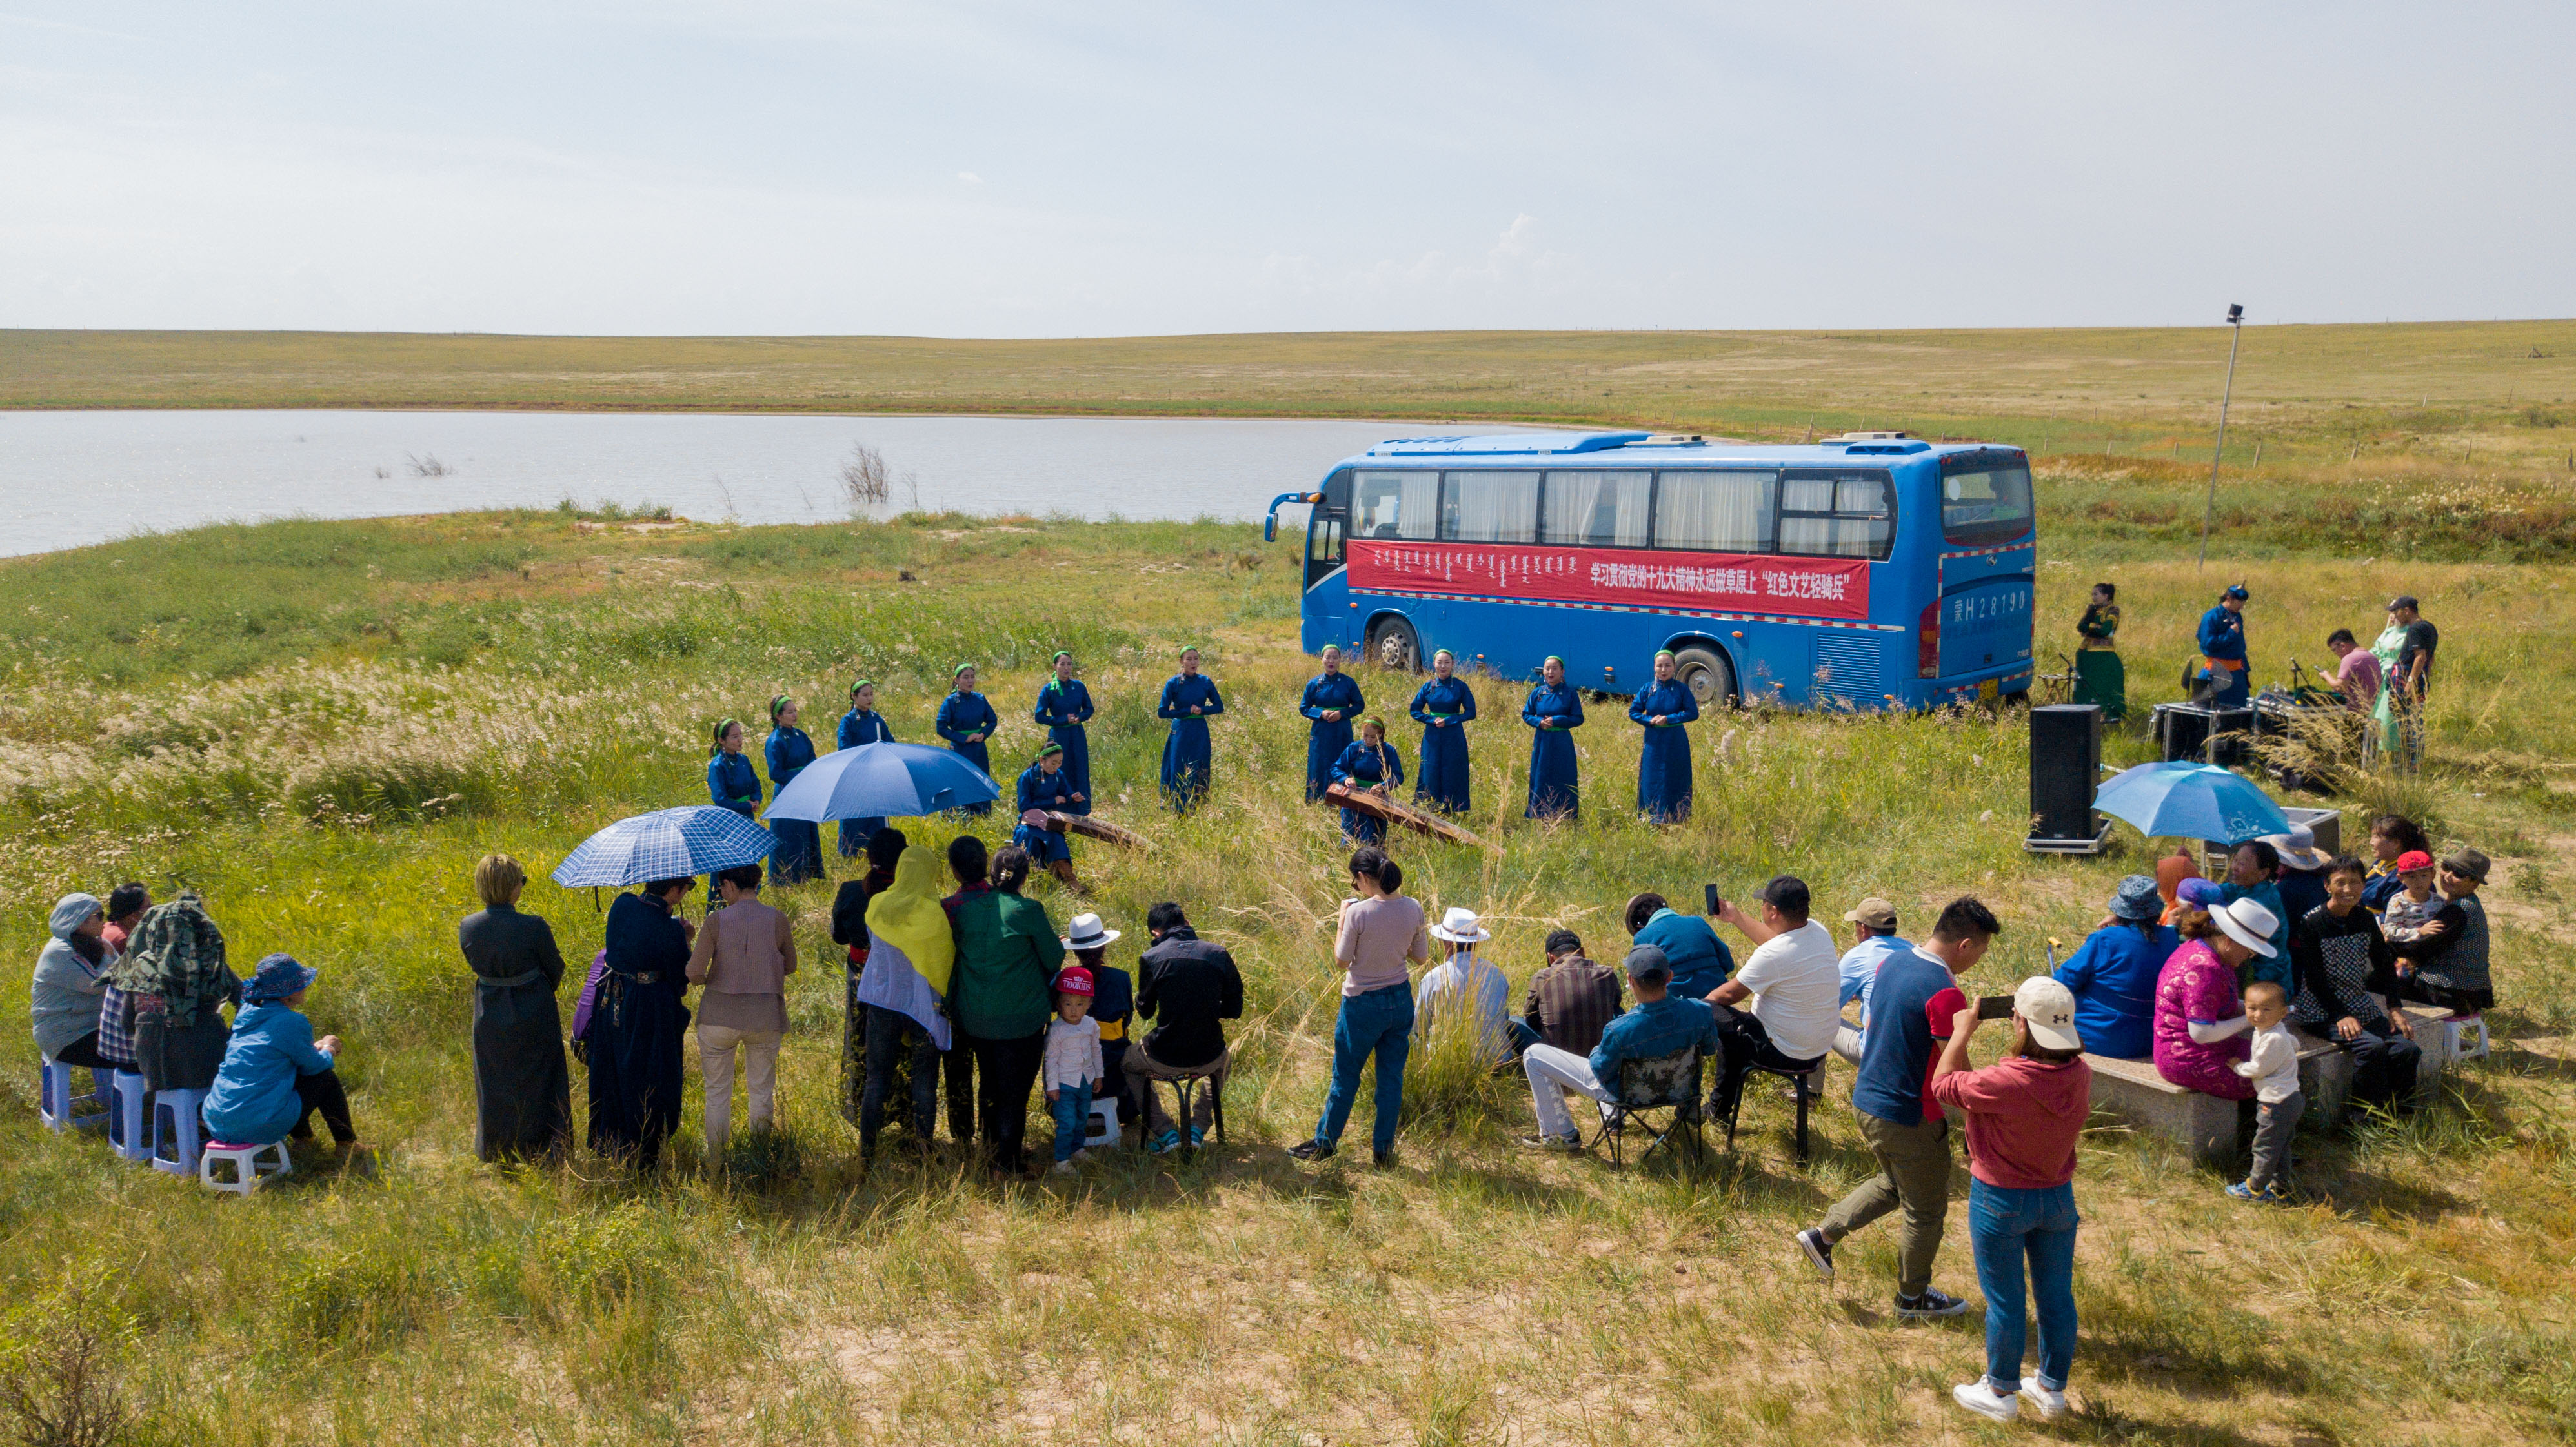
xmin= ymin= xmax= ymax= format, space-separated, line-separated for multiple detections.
xmin=3 ymin=2 xmax=2568 ymax=336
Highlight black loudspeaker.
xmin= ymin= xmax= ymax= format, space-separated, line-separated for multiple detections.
xmin=2155 ymin=703 xmax=2212 ymax=762
xmin=2028 ymin=704 xmax=2106 ymax=852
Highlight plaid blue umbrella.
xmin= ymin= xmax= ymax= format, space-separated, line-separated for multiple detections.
xmin=764 ymin=740 xmax=1000 ymax=822
xmin=551 ymin=805 xmax=775 ymax=887
xmin=2093 ymin=761 xmax=2289 ymax=845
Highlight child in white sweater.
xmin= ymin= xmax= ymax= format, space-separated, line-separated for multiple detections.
xmin=2228 ymin=981 xmax=2302 ymax=1204
xmin=1044 ymin=966 xmax=1105 ymax=1175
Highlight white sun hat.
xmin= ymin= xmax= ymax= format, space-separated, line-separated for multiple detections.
xmin=2210 ymin=898 xmax=2280 ymax=958
xmin=1428 ymin=907 xmax=1491 ymax=944
xmin=1059 ymin=913 xmax=1121 ymax=950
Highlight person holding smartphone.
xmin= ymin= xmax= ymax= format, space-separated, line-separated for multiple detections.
xmin=1703 ymin=877 xmax=1841 ymax=1126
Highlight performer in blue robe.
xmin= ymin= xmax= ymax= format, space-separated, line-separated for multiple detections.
xmin=1299 ymin=645 xmax=1365 ymax=803
xmin=1409 ymin=648 xmax=1476 ymax=815
xmin=1331 ymin=718 xmax=1405 ymax=844
xmin=1011 ymin=742 xmax=1083 ymax=887
xmin=705 ymin=718 xmax=764 ymax=897
xmin=833 ymin=679 xmax=896 ymax=858
xmin=1156 ymin=646 xmax=1225 ymax=813
xmin=1629 ymin=651 xmax=1701 ymax=824
xmin=1522 ymin=655 xmax=1585 ymax=820
xmin=2195 ymin=584 xmax=2251 ymax=708
xmin=1031 ymin=653 xmax=1096 ymax=816
xmin=934 ymin=664 xmax=1000 ymax=816
xmin=763 ymin=694 xmax=823 ymax=884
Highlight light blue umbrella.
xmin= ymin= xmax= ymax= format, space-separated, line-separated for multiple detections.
xmin=552 ymin=805 xmax=775 ymax=887
xmin=2093 ymin=762 xmax=2289 ymax=844
xmin=763 ymin=740 xmax=1000 ymax=822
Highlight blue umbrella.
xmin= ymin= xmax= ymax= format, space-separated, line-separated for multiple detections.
xmin=2093 ymin=762 xmax=2289 ymax=844
xmin=763 ymin=740 xmax=1000 ymax=822
xmin=552 ymin=805 xmax=775 ymax=887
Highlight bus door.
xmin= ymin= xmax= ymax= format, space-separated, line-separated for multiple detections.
xmin=1930 ymin=454 xmax=2037 ymax=696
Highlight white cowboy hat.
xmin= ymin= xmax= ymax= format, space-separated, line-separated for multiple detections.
xmin=1059 ymin=913 xmax=1121 ymax=950
xmin=1427 ymin=906 xmax=1491 ymax=944
xmin=2210 ymin=898 xmax=2280 ymax=958
xmin=2260 ymin=823 xmax=2330 ymax=872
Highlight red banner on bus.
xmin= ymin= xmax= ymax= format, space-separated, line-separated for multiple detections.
xmin=1347 ymin=540 xmax=1870 ymax=621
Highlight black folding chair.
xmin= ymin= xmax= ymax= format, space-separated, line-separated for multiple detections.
xmin=1585 ymin=1046 xmax=1707 ymax=1167
xmin=1720 ymin=1057 xmax=1824 ymax=1166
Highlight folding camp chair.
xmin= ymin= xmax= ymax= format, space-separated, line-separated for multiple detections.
xmin=1586 ymin=1046 xmax=1706 ymax=1168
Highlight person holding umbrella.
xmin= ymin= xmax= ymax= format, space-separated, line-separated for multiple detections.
xmin=1300 ymin=645 xmax=1364 ymax=804
xmin=764 ymin=696 xmax=823 ymax=886
xmin=2194 ymin=584 xmax=2251 ymax=708
xmin=1522 ymin=656 xmax=1585 ymax=820
xmin=589 ymin=875 xmax=697 ymax=1168
xmin=834 ymin=679 xmax=896 ymax=858
xmin=1409 ymin=649 xmax=1477 ymax=815
xmin=1031 ymin=653 xmax=1097 ymax=816
xmin=936 ymin=665 xmax=1000 ymax=817
xmin=1157 ymin=646 xmax=1225 ymax=814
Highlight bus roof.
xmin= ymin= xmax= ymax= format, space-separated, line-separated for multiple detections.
xmin=1348 ymin=432 xmax=2022 ymax=465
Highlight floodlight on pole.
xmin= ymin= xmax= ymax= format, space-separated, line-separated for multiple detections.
xmin=2196 ymin=303 xmax=2246 ymax=569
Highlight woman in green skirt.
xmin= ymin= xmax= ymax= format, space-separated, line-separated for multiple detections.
xmin=2073 ymin=582 xmax=2125 ymax=720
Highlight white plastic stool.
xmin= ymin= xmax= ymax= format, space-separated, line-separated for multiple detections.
xmin=2441 ymin=1014 xmax=2490 ymax=1064
xmin=37 ymin=1058 xmax=107 ymax=1133
xmin=199 ymin=1140 xmax=290 ymax=1197
xmin=152 ymin=1088 xmax=207 ymax=1176
xmin=109 ymin=1071 xmax=155 ymax=1162
xmin=1084 ymin=1098 xmax=1118 ymax=1149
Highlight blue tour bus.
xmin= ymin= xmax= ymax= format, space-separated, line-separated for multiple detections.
xmin=1263 ymin=430 xmax=2035 ymax=710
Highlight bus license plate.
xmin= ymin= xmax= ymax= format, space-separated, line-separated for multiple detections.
xmin=1978 ymin=678 xmax=2000 ymax=706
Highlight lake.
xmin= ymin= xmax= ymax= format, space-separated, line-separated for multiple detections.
xmin=0 ymin=410 xmax=1558 ymax=556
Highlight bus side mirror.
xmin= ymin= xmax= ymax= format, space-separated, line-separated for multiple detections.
xmin=1265 ymin=516 xmax=1276 ymax=543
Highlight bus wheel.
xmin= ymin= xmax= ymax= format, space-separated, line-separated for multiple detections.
xmin=1368 ymin=617 xmax=1421 ymax=673
xmin=1672 ymin=645 xmax=1735 ymax=711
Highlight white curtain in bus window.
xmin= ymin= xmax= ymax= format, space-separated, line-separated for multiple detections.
xmin=1652 ymin=471 xmax=1776 ymax=552
xmin=1354 ymin=470 xmax=1441 ymax=541
xmin=1440 ymin=471 xmax=1540 ymax=543
xmin=1540 ymin=471 xmax=1652 ymax=546
xmin=1778 ymin=472 xmax=1894 ymax=559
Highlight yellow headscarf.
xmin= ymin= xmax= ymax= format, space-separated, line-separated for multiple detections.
xmin=864 ymin=845 xmax=956 ymax=996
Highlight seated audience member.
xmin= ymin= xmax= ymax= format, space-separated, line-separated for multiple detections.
xmin=32 ymin=893 xmax=117 ymax=1069
xmin=2219 ymin=840 xmax=2293 ymax=989
xmin=2153 ymin=853 xmax=2202 ymax=927
xmin=2326 ymin=628 xmax=2383 ymax=713
xmin=1128 ymin=902 xmax=1244 ymax=1154
xmin=1523 ymin=929 xmax=1623 ymax=1057
xmin=2391 ymin=849 xmax=2493 ymax=1014
xmin=1519 ymin=944 xmax=1723 ymax=1150
xmin=1932 ymin=977 xmax=2091 ymax=1424
xmin=2152 ymin=896 xmax=2276 ymax=1098
xmin=1416 ymin=907 xmax=1513 ymax=1064
xmin=1625 ymin=892 xmax=1735 ymax=1004
xmin=2290 ymin=855 xmax=2422 ymax=1113
xmin=1832 ymin=897 xmax=1913 ymax=1064
xmin=203 ymin=954 xmax=364 ymax=1160
xmin=1060 ymin=913 xmax=1133 ymax=1124
xmin=1705 ymin=876 xmax=1843 ymax=1123
xmin=2360 ymin=815 xmax=2431 ymax=910
xmin=93 ymin=884 xmax=152 ymax=1071
xmin=2378 ymin=851 xmax=2441 ymax=947
xmin=100 ymin=884 xmax=150 ymax=956
xmin=2051 ymin=876 xmax=2174 ymax=1061
xmin=2265 ymin=825 xmax=2332 ymax=940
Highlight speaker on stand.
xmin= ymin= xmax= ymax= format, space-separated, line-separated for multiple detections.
xmin=2026 ymin=703 xmax=2113 ymax=855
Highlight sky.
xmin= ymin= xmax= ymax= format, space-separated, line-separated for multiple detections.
xmin=2 ymin=1 xmax=2570 ymax=337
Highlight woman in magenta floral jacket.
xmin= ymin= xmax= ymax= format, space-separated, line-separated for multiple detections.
xmin=2151 ymin=887 xmax=2280 ymax=1099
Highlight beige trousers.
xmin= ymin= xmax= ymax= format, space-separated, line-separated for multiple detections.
xmin=698 ymin=1024 xmax=783 ymax=1154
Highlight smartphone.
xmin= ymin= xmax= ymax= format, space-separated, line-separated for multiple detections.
xmin=1703 ymin=884 xmax=1723 ymax=916
xmin=1977 ymin=995 xmax=2016 ymax=1021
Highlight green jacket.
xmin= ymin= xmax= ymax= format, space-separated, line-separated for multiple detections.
xmin=945 ymin=886 xmax=1064 ymax=1039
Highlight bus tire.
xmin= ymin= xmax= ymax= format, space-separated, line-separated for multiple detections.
xmin=1671 ymin=645 xmax=1736 ymax=711
xmin=1367 ymin=616 xmax=1422 ymax=673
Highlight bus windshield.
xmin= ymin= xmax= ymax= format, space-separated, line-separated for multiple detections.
xmin=1939 ymin=462 xmax=2034 ymax=546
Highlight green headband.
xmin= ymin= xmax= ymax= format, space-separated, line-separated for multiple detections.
xmin=712 ymin=717 xmax=741 ymax=753
xmin=1544 ymin=655 xmax=1565 ymax=669
xmin=1052 ymin=651 xmax=1074 ymax=665
xmin=1035 ymin=742 xmax=1064 ymax=762
xmin=953 ymin=663 xmax=976 ymax=681
xmin=1432 ymin=649 xmax=1455 ymax=663
xmin=1179 ymin=645 xmax=1201 ymax=658
xmin=770 ymin=694 xmax=794 ymax=722
xmin=850 ymin=678 xmax=875 ymax=694
xmin=1361 ymin=715 xmax=1387 ymax=732
xmin=1654 ymin=650 xmax=1676 ymax=664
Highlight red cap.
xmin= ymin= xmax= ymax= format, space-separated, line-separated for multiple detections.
xmin=1053 ymin=966 xmax=1095 ymax=997
xmin=2395 ymin=850 xmax=2435 ymax=873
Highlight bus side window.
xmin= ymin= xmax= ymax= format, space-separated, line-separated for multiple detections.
xmin=1652 ymin=471 xmax=1776 ymax=552
xmin=1541 ymin=471 xmax=1651 ymax=545
xmin=1354 ymin=471 xmax=1439 ymax=540
xmin=1439 ymin=471 xmax=1539 ymax=543
xmin=1778 ymin=470 xmax=1894 ymax=560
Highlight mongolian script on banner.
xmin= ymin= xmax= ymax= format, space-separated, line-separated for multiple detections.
xmin=1346 ymin=540 xmax=1870 ymax=620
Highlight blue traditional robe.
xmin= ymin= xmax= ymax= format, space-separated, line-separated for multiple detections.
xmin=1331 ymin=738 xmax=1405 ymax=844
xmin=1300 ymin=672 xmax=1365 ymax=802
xmin=1157 ymin=673 xmax=1225 ymax=812
xmin=1522 ymin=683 xmax=1585 ymax=820
xmin=1628 ymin=680 xmax=1700 ymax=824
xmin=1031 ymin=680 xmax=1096 ymax=816
xmin=1409 ymin=676 xmax=1476 ymax=814
xmin=1012 ymin=763 xmax=1078 ymax=864
xmin=2197 ymin=605 xmax=2249 ymax=707
xmin=764 ymin=725 xmax=823 ymax=884
xmin=934 ymin=690 xmax=1000 ymax=816
xmin=832 ymin=707 xmax=897 ymax=856
xmin=708 ymin=750 xmax=761 ymax=818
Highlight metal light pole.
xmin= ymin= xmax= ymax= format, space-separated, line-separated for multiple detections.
xmin=2196 ymin=303 xmax=2245 ymax=568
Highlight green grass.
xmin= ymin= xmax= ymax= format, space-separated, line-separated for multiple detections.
xmin=5 ymin=511 xmax=2576 ymax=1444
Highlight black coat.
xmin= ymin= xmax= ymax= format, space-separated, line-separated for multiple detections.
xmin=459 ymin=902 xmax=572 ymax=1162
xmin=1134 ymin=927 xmax=1244 ymax=1069
xmin=588 ymin=891 xmax=692 ymax=1166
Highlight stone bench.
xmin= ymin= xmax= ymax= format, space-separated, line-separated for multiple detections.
xmin=2082 ymin=1004 xmax=2452 ymax=1165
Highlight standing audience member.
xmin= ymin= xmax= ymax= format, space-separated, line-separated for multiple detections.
xmin=1521 ymin=656 xmax=1585 ymax=820
xmin=1416 ymin=907 xmax=1512 ymax=1065
xmin=2360 ymin=815 xmax=2430 ymax=909
xmin=2289 ymin=855 xmax=2420 ymax=1113
xmin=1032 ymin=653 xmax=1097 ymax=816
xmin=589 ymin=876 xmax=696 ymax=1167
xmin=1796 ymin=897 xmax=1997 ymax=1319
xmin=1933 ymin=978 xmax=2091 ymax=1424
xmin=2391 ymin=849 xmax=2493 ymax=1014
xmin=1704 ymin=877 xmax=1841 ymax=1124
xmin=856 ymin=841 xmax=954 ymax=1160
xmin=763 ymin=696 xmax=823 ymax=885
xmin=203 ymin=954 xmax=365 ymax=1164
xmin=1518 ymin=944 xmax=1723 ymax=1151
xmin=2051 ymin=876 xmax=2173 ymax=1061
xmin=2072 ymin=582 xmax=2124 ymax=720
xmin=112 ymin=889 xmax=240 ymax=1095
xmin=1299 ymin=645 xmax=1364 ymax=804
xmin=936 ymin=665 xmax=1000 ymax=817
xmin=1157 ymin=646 xmax=1226 ymax=813
xmin=2226 ymin=980 xmax=2302 ymax=1204
xmin=458 ymin=853 xmax=572 ymax=1164
xmin=687 ymin=862 xmax=798 ymax=1156
xmin=1626 ymin=892 xmax=1736 ymax=1006
xmin=2325 ymin=629 xmax=2383 ymax=716
xmin=944 ymin=842 xmax=1063 ymax=1174
xmin=2384 ymin=595 xmax=2438 ymax=769
xmin=1832 ymin=897 xmax=1913 ymax=1065
xmin=32 ymin=893 xmax=116 ymax=1069
xmin=1409 ymin=648 xmax=1477 ymax=815
xmin=1522 ymin=930 xmax=1624 ymax=1058
xmin=1293 ymin=847 xmax=1429 ymax=1165
xmin=834 ymin=827 xmax=909 ymax=1131
xmin=833 ymin=679 xmax=897 ymax=855
xmin=1042 ymin=966 xmax=1104 ymax=1175
xmin=1629 ymin=649 xmax=1700 ymax=824
xmin=2151 ymin=893 xmax=2273 ymax=1100
xmin=1127 ymin=902 xmax=1243 ymax=1154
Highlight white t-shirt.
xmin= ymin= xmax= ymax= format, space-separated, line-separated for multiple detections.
xmin=1734 ymin=919 xmax=1844 ymax=1062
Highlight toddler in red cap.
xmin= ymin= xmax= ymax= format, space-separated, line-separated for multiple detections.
xmin=2378 ymin=851 xmax=2440 ymax=947
xmin=1044 ymin=966 xmax=1105 ymax=1175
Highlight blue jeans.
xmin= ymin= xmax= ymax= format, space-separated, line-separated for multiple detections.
xmin=1968 ymin=1177 xmax=2078 ymax=1393
xmin=1315 ymin=982 xmax=1414 ymax=1152
xmin=1050 ymin=1082 xmax=1094 ymax=1162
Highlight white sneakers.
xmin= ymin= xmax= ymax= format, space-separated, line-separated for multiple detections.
xmin=2018 ymin=1377 xmax=2069 ymax=1420
xmin=1951 ymin=1378 xmax=2069 ymax=1422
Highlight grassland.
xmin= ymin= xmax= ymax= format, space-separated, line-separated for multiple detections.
xmin=5 ymin=494 xmax=2576 ymax=1445
xmin=10 ymin=321 xmax=2576 ymax=471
